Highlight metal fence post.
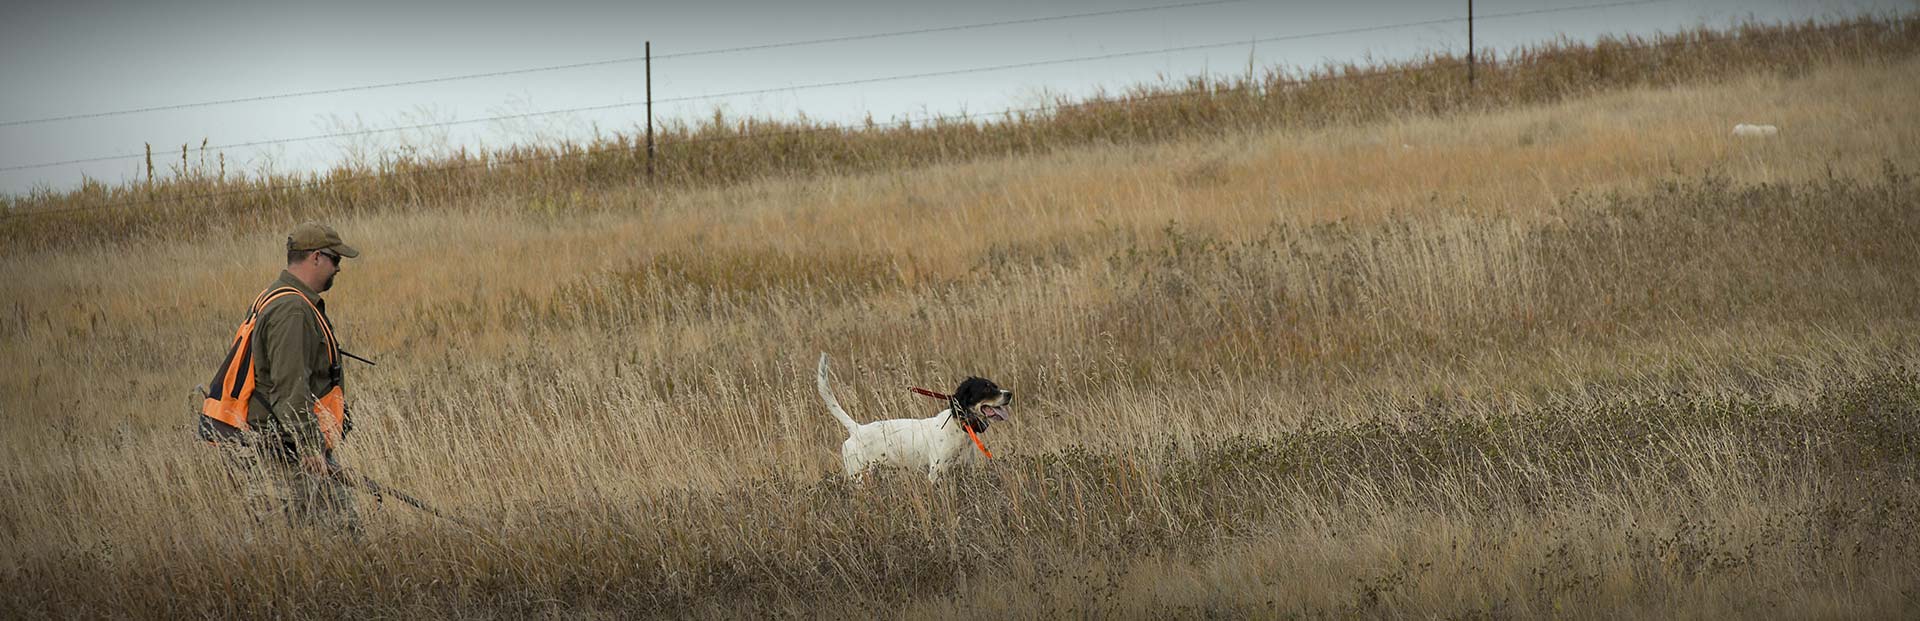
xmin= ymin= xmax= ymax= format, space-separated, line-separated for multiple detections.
xmin=646 ymin=40 xmax=655 ymax=180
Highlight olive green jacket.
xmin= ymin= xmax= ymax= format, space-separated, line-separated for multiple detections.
xmin=244 ymin=270 xmax=342 ymax=455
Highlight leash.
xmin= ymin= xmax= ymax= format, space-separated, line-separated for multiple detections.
xmin=963 ymin=422 xmax=993 ymax=458
xmin=908 ymin=387 xmax=992 ymax=458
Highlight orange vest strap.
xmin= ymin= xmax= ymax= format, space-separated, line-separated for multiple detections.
xmin=254 ymin=287 xmax=337 ymax=364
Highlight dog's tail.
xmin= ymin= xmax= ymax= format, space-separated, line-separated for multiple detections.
xmin=816 ymin=353 xmax=860 ymax=435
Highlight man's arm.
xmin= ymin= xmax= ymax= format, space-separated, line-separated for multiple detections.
xmin=259 ymin=299 xmax=328 ymax=459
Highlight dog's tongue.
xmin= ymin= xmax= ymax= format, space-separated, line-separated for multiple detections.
xmin=984 ymin=405 xmax=1009 ymax=421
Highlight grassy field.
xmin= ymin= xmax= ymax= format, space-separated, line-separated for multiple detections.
xmin=3 ymin=18 xmax=1920 ymax=619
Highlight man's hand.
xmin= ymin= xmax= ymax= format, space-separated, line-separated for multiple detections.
xmin=300 ymin=454 xmax=333 ymax=477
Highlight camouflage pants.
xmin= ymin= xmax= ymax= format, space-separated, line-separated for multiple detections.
xmin=218 ymin=439 xmax=360 ymax=536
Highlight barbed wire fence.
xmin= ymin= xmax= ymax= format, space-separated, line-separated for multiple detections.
xmin=7 ymin=0 xmax=1905 ymax=221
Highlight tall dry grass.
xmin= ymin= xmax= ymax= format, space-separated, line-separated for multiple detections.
xmin=3 ymin=18 xmax=1920 ymax=619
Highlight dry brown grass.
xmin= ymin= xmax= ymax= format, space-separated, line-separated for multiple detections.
xmin=3 ymin=18 xmax=1920 ymax=619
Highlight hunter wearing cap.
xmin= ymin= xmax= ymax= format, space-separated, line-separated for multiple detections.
xmin=210 ymin=221 xmax=362 ymax=532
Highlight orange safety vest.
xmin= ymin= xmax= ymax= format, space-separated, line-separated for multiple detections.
xmin=200 ymin=286 xmax=349 ymax=449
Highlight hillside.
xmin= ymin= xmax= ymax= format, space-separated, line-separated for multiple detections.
xmin=2 ymin=17 xmax=1919 ymax=619
xmin=2 ymin=18 xmax=1914 ymax=251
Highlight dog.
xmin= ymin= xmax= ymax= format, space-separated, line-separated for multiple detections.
xmin=816 ymin=353 xmax=1012 ymax=482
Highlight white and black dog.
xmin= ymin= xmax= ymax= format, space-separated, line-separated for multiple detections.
xmin=816 ymin=353 xmax=1012 ymax=482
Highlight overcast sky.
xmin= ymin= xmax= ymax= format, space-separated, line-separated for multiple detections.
xmin=1 ymin=0 xmax=1909 ymax=196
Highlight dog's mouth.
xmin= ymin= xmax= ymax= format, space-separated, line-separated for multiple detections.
xmin=980 ymin=404 xmax=1009 ymax=421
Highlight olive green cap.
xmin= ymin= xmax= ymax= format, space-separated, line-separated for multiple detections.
xmin=286 ymin=222 xmax=360 ymax=258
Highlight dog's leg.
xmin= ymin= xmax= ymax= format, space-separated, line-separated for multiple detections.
xmin=845 ymin=459 xmax=877 ymax=485
xmin=843 ymin=453 xmax=866 ymax=480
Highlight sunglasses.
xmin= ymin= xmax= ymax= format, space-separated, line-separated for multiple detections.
xmin=317 ymin=251 xmax=342 ymax=264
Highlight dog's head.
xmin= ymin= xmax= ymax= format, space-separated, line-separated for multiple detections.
xmin=952 ymin=376 xmax=1013 ymax=423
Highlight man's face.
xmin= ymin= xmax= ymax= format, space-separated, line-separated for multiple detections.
xmin=314 ymin=250 xmax=342 ymax=292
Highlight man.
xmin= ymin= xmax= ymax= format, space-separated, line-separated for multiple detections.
xmin=218 ymin=221 xmax=362 ymax=533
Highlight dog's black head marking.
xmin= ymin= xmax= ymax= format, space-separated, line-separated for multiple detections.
xmin=950 ymin=376 xmax=1013 ymax=431
xmin=952 ymin=377 xmax=1003 ymax=407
